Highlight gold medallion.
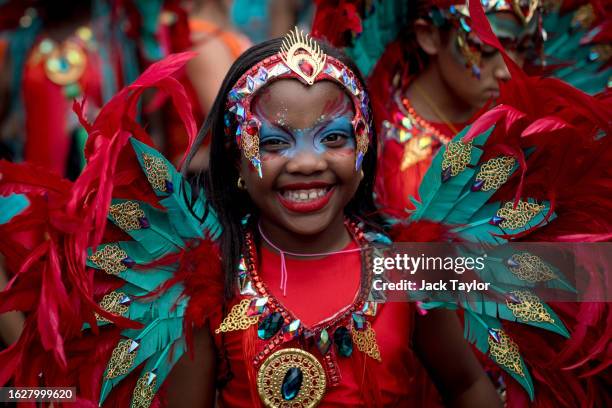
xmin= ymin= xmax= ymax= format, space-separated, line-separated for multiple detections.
xmin=44 ymin=40 xmax=87 ymax=86
xmin=257 ymin=348 xmax=326 ymax=408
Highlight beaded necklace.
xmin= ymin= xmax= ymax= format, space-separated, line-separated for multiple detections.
xmin=398 ymin=93 xmax=454 ymax=145
xmin=215 ymin=219 xmax=385 ymax=406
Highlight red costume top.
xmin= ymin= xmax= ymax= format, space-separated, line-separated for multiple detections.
xmin=23 ymin=27 xmax=104 ymax=176
xmin=374 ymin=89 xmax=466 ymax=217
xmin=212 ymin=240 xmax=435 ymax=407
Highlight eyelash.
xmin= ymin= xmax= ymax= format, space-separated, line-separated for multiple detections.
xmin=260 ymin=137 xmax=290 ymax=151
xmin=320 ymin=132 xmax=349 ymax=146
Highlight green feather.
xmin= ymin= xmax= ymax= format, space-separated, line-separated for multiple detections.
xmin=543 ymin=9 xmax=611 ymax=95
xmin=345 ymin=0 xmax=410 ymax=77
xmin=129 ymin=138 xmax=221 ymax=241
xmin=99 ymin=316 xmax=185 ymax=405
xmin=412 ymin=127 xmax=494 ymax=222
xmin=463 ymin=309 xmax=535 ymax=400
xmin=130 ymin=339 xmax=187 ymax=407
xmin=474 ymin=247 xmax=576 ymax=293
xmin=108 ymin=198 xmax=184 ymax=257
xmin=87 ymin=241 xmax=175 ymax=292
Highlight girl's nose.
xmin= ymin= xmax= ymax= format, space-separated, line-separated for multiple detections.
xmin=492 ymin=53 xmax=512 ymax=82
xmin=285 ymin=150 xmax=328 ymax=175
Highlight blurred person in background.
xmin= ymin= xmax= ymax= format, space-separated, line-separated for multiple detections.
xmin=163 ymin=0 xmax=251 ymax=172
xmin=0 ymin=0 xmax=192 ymax=178
xmin=313 ymin=0 xmax=549 ymax=217
xmin=268 ymin=0 xmax=314 ymax=38
xmin=313 ymin=0 xmax=541 ymax=215
xmin=229 ymin=0 xmax=314 ymax=44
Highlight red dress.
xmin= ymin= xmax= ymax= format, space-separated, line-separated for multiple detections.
xmin=22 ymin=28 xmax=104 ymax=176
xmin=211 ymin=239 xmax=437 ymax=407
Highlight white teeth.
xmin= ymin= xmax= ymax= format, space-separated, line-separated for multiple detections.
xmin=282 ymin=188 xmax=329 ymax=202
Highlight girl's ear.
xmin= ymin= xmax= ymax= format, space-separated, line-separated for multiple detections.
xmin=414 ymin=18 xmax=443 ymax=56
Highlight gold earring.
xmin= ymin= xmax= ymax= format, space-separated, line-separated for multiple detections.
xmin=360 ymin=169 xmax=364 ymax=179
xmin=237 ymin=176 xmax=247 ymax=190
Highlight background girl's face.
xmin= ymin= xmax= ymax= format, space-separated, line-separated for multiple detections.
xmin=436 ymin=12 xmax=533 ymax=110
xmin=437 ymin=27 xmax=510 ymax=110
xmin=239 ymin=79 xmax=363 ymax=236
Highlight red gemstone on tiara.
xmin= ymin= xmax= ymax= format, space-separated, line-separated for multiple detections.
xmin=355 ymin=119 xmax=366 ymax=136
xmin=298 ymin=59 xmax=314 ymax=76
xmin=245 ymin=118 xmax=259 ymax=136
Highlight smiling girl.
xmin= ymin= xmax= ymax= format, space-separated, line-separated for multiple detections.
xmin=159 ymin=34 xmax=504 ymax=407
xmin=0 ymin=14 xmax=610 ymax=408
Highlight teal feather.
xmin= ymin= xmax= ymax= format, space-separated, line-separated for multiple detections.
xmin=463 ymin=291 xmax=570 ymax=338
xmin=443 ymin=163 xmax=519 ymax=225
xmin=463 ymin=308 xmax=494 ymax=353
xmin=90 ymin=137 xmax=225 ymax=406
xmin=498 ymin=301 xmax=569 ymax=338
xmin=0 ymin=194 xmax=29 ymax=224
xmin=474 ymin=247 xmax=576 ymax=293
xmin=122 ymin=284 xmax=185 ymax=324
xmin=450 ymin=200 xmax=555 ymax=244
xmin=543 ymin=9 xmax=611 ymax=95
xmin=108 ymin=198 xmax=184 ymax=257
xmin=345 ymin=0 xmax=410 ymax=77
xmin=87 ymin=241 xmax=175 ymax=292
xmin=130 ymin=138 xmax=222 ymax=241
xmin=130 ymin=339 xmax=187 ymax=407
xmin=412 ymin=127 xmax=494 ymax=222
xmin=463 ymin=309 xmax=535 ymax=400
xmin=99 ymin=316 xmax=185 ymax=404
xmin=133 ymin=0 xmax=164 ymax=61
xmin=405 ymin=121 xmax=576 ymax=400
xmin=115 ymin=266 xmax=175 ymax=293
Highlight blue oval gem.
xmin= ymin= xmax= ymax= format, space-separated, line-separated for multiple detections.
xmin=441 ymin=166 xmax=452 ymax=182
xmin=334 ymin=327 xmax=353 ymax=357
xmin=281 ymin=367 xmax=302 ymax=401
xmin=471 ymin=178 xmax=485 ymax=192
xmin=257 ymin=312 xmax=283 ymax=340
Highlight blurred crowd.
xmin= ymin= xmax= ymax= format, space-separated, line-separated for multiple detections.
xmin=0 ymin=0 xmax=315 ymax=172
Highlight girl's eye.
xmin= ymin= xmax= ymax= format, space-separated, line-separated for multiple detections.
xmin=260 ymin=137 xmax=290 ymax=151
xmin=480 ymin=45 xmax=498 ymax=59
xmin=321 ymin=133 xmax=349 ymax=147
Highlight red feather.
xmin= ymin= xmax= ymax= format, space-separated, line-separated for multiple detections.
xmin=0 ymin=53 xmax=202 ymax=402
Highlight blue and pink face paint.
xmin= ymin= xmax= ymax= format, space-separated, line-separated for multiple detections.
xmin=254 ymin=90 xmax=357 ymax=162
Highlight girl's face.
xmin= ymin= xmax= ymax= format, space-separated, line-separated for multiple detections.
xmin=239 ymin=79 xmax=363 ymax=236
